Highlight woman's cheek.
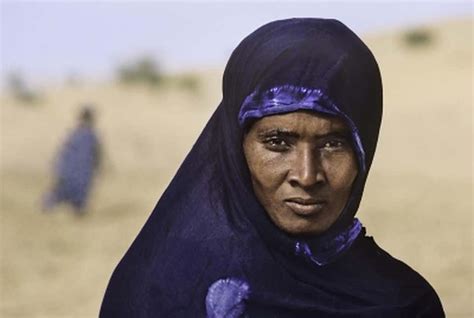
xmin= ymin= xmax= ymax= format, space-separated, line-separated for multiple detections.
xmin=323 ymin=154 xmax=357 ymax=185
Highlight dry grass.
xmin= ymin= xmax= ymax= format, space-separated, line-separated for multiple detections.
xmin=1 ymin=19 xmax=472 ymax=317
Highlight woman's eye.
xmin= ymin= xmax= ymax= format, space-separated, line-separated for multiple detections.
xmin=322 ymin=140 xmax=345 ymax=150
xmin=264 ymin=138 xmax=289 ymax=150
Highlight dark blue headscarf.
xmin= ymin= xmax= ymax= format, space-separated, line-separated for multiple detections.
xmin=101 ymin=18 xmax=443 ymax=317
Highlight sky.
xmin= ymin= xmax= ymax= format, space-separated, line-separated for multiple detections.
xmin=1 ymin=1 xmax=472 ymax=86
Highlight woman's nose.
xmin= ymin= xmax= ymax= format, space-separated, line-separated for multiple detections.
xmin=288 ymin=146 xmax=326 ymax=188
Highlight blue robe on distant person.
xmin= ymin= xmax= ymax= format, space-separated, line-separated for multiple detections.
xmin=44 ymin=124 xmax=100 ymax=211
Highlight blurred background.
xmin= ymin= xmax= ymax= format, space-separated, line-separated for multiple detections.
xmin=1 ymin=1 xmax=472 ymax=317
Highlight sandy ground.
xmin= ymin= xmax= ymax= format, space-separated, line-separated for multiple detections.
xmin=1 ymin=19 xmax=472 ymax=317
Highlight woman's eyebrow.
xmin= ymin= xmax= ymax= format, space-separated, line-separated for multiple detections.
xmin=257 ymin=128 xmax=299 ymax=138
xmin=316 ymin=131 xmax=351 ymax=139
xmin=256 ymin=127 xmax=351 ymax=139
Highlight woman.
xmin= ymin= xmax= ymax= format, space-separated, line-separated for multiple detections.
xmin=101 ymin=18 xmax=444 ymax=317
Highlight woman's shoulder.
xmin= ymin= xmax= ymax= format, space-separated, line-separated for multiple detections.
xmin=344 ymin=233 xmax=445 ymax=316
xmin=351 ymin=234 xmax=427 ymax=281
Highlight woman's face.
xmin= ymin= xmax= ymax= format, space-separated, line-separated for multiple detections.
xmin=243 ymin=111 xmax=358 ymax=236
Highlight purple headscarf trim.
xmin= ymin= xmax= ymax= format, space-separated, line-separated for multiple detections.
xmin=238 ymin=85 xmax=366 ymax=172
xmin=295 ymin=218 xmax=362 ymax=266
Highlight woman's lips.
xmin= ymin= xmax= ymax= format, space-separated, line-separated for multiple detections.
xmin=284 ymin=198 xmax=327 ymax=216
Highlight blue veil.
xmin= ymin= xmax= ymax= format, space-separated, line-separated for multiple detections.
xmin=101 ymin=18 xmax=443 ymax=317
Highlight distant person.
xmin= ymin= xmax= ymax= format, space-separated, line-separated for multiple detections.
xmin=43 ymin=105 xmax=101 ymax=214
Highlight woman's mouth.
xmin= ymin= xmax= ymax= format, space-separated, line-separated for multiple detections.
xmin=284 ymin=198 xmax=327 ymax=216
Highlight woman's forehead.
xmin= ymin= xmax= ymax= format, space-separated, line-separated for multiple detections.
xmin=251 ymin=111 xmax=349 ymax=136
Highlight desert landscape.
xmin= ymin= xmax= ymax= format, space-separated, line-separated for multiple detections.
xmin=1 ymin=18 xmax=472 ymax=317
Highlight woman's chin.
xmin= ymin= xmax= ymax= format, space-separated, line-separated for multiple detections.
xmin=274 ymin=215 xmax=332 ymax=237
